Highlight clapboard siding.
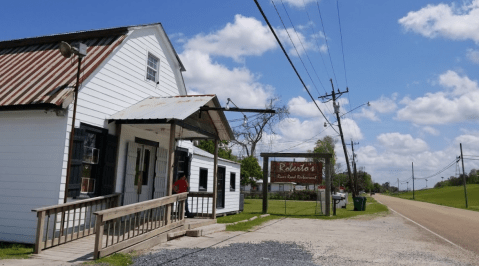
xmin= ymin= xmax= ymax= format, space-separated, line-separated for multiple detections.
xmin=58 ymin=27 xmax=186 ymax=203
xmin=0 ymin=110 xmax=67 ymax=243
xmin=189 ymin=152 xmax=241 ymax=214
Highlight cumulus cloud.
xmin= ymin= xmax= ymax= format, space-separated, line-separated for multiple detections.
xmin=354 ymin=93 xmax=397 ymax=121
xmin=398 ymin=0 xmax=479 ymax=43
xmin=377 ymin=133 xmax=428 ymax=154
xmin=184 ymin=15 xmax=278 ymax=62
xmin=467 ymin=48 xmax=479 ymax=64
xmin=180 ymin=50 xmax=273 ymax=107
xmin=184 ymin=14 xmax=315 ymax=63
xmin=287 ymin=96 xmax=340 ymax=118
xmin=422 ymin=126 xmax=440 ymax=136
xmin=396 ymin=71 xmax=479 ymax=124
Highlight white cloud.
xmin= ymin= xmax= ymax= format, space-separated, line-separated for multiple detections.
xmin=184 ymin=15 xmax=278 ymax=62
xmin=287 ymin=96 xmax=337 ymax=118
xmin=354 ymin=93 xmax=397 ymax=121
xmin=377 ymin=133 xmax=428 ymax=154
xmin=396 ymin=71 xmax=479 ymax=124
xmin=180 ymin=50 xmax=273 ymax=108
xmin=467 ymin=48 xmax=479 ymax=64
xmin=277 ymin=0 xmax=316 ymax=8
xmin=398 ymin=0 xmax=479 ymax=43
xmin=183 ymin=14 xmax=315 ymax=63
xmin=422 ymin=126 xmax=440 ymax=136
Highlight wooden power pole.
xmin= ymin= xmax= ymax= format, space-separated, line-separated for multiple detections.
xmin=460 ymin=143 xmax=468 ymax=208
xmin=319 ymin=80 xmax=356 ymax=197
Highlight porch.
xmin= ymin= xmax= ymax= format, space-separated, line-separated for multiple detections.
xmin=31 ymin=192 xmax=218 ymax=261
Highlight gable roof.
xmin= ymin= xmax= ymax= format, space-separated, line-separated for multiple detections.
xmin=0 ymin=23 xmax=185 ymax=111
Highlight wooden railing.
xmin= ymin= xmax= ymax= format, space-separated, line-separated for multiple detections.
xmin=32 ymin=193 xmax=121 ymax=254
xmin=188 ymin=192 xmax=214 ymax=218
xmin=93 ymin=192 xmax=188 ymax=259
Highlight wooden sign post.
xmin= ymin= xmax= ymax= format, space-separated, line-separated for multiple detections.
xmin=260 ymin=153 xmax=333 ymax=216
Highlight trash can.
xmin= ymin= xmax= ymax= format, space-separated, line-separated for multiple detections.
xmin=353 ymin=197 xmax=367 ymax=211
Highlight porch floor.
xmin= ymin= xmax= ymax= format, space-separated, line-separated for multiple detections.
xmin=30 ymin=218 xmax=215 ymax=264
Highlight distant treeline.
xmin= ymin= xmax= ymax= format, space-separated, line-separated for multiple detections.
xmin=434 ymin=169 xmax=479 ymax=188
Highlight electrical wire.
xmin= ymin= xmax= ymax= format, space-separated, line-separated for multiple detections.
xmin=254 ymin=0 xmax=339 ymax=134
xmin=415 ymin=158 xmax=458 ymax=180
xmin=280 ymin=0 xmax=326 ymax=94
xmin=316 ymin=0 xmax=339 ymax=88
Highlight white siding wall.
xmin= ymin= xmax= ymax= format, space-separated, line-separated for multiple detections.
xmin=0 ymin=110 xmax=68 ymax=243
xmin=189 ymin=154 xmax=241 ymax=214
xmin=59 ymin=26 xmax=185 ymax=203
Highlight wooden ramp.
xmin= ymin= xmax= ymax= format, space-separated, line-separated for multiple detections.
xmin=30 ymin=218 xmax=216 ymax=263
xmin=31 ymin=235 xmax=96 ymax=263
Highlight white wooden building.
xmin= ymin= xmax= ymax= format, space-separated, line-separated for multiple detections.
xmin=257 ymin=176 xmax=296 ymax=192
xmin=189 ymin=147 xmax=241 ymax=215
xmin=0 ymin=23 xmax=234 ymax=244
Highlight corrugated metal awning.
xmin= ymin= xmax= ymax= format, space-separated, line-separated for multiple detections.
xmin=109 ymin=95 xmax=234 ymax=141
xmin=0 ymin=34 xmax=126 ymax=109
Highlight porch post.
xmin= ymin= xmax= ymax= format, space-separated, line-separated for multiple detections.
xmin=262 ymin=157 xmax=269 ymax=214
xmin=212 ymin=139 xmax=218 ymax=219
xmin=325 ymin=157 xmax=331 ymax=216
xmin=166 ymin=122 xmax=176 ymax=224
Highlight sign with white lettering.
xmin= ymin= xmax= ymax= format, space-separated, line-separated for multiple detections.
xmin=270 ymin=161 xmax=322 ymax=184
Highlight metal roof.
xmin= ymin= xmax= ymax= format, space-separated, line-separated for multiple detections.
xmin=109 ymin=95 xmax=235 ymax=141
xmin=0 ymin=34 xmax=126 ymax=109
xmin=0 ymin=22 xmax=186 ymax=110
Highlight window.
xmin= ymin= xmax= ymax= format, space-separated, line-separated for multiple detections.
xmin=230 ymin=173 xmax=236 ymax=191
xmin=146 ymin=53 xmax=159 ymax=82
xmin=80 ymin=130 xmax=102 ymax=194
xmin=199 ymin=168 xmax=208 ymax=191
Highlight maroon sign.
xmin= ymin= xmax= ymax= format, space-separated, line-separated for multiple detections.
xmin=271 ymin=161 xmax=322 ymax=184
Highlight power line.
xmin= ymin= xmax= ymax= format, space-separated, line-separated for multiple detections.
xmin=301 ymin=0 xmax=331 ymax=82
xmin=415 ymin=158 xmax=458 ymax=180
xmin=254 ymin=0 xmax=338 ymax=134
xmin=316 ymin=0 xmax=339 ymax=88
xmin=336 ymin=0 xmax=348 ymax=88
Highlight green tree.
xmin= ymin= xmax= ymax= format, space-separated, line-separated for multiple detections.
xmin=196 ymin=140 xmax=238 ymax=162
xmin=240 ymin=156 xmax=263 ymax=186
xmin=308 ymin=136 xmax=337 ymax=171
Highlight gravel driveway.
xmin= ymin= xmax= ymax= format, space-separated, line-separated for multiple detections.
xmin=134 ymin=212 xmax=479 ymax=265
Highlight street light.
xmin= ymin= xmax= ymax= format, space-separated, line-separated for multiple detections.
xmin=62 ymin=41 xmax=87 ymax=203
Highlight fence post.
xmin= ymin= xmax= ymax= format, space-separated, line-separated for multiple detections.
xmin=93 ymin=214 xmax=104 ymax=260
xmin=34 ymin=211 xmax=46 ymax=254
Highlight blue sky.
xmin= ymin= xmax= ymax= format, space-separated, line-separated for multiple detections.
xmin=2 ymin=0 xmax=479 ymax=188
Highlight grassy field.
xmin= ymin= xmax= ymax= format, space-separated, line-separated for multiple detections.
xmin=217 ymin=194 xmax=389 ymax=231
xmin=391 ymin=184 xmax=479 ymax=211
xmin=0 ymin=242 xmax=33 ymax=260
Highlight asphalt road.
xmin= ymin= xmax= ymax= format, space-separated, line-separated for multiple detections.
xmin=374 ymin=194 xmax=479 ymax=255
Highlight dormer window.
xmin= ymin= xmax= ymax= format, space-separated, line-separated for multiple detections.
xmin=146 ymin=53 xmax=159 ymax=82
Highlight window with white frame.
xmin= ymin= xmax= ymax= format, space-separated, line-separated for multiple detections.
xmin=146 ymin=53 xmax=159 ymax=82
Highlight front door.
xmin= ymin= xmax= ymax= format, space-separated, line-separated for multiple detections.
xmin=217 ymin=166 xmax=226 ymax=208
xmin=124 ymin=142 xmax=156 ymax=205
xmin=136 ymin=145 xmax=155 ymax=202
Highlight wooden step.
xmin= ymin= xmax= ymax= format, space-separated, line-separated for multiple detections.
xmin=167 ymin=229 xmax=187 ymax=240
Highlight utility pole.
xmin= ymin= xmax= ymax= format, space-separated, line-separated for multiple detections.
xmin=349 ymin=140 xmax=359 ymax=196
xmin=397 ymin=178 xmax=399 ymax=193
xmin=425 ymin=179 xmax=428 ymax=188
xmin=412 ymin=162 xmax=415 ymax=200
xmin=460 ymin=143 xmax=468 ymax=208
xmin=319 ymin=80 xmax=356 ymax=197
xmin=407 ymin=181 xmax=409 ymax=192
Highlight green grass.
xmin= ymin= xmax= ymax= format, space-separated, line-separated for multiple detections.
xmin=0 ymin=242 xmax=33 ymax=259
xmin=85 ymin=252 xmax=134 ymax=266
xmin=391 ymin=184 xmax=479 ymax=211
xmin=217 ymin=194 xmax=389 ymax=231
